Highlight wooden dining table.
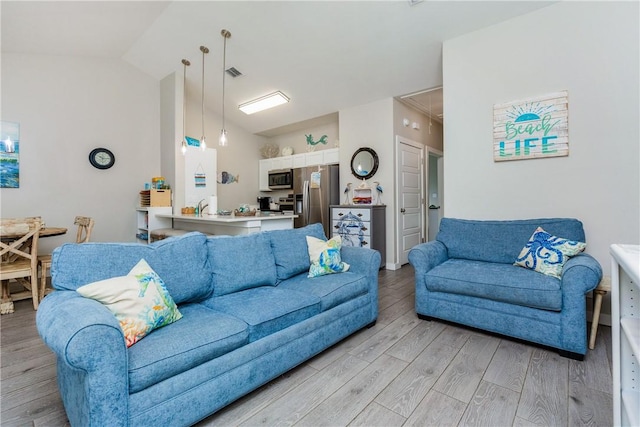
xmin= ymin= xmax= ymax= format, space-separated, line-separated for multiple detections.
xmin=1 ymin=226 xmax=67 ymax=314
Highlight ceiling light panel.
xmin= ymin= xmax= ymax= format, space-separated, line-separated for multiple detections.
xmin=239 ymin=91 xmax=290 ymax=115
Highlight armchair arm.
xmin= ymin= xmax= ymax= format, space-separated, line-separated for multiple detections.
xmin=562 ymin=253 xmax=603 ymax=294
xmin=36 ymin=291 xmax=129 ymax=427
xmin=408 ymin=241 xmax=449 ymax=274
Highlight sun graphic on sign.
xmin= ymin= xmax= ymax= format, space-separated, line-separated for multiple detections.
xmin=506 ymin=102 xmax=555 ymax=123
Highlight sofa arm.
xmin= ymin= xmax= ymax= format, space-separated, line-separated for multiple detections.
xmin=341 ymin=246 xmax=381 ymax=275
xmin=341 ymin=246 xmax=381 ymax=323
xmin=36 ymin=291 xmax=129 ymax=427
xmin=408 ymin=241 xmax=449 ymax=274
xmin=562 ymin=253 xmax=603 ymax=294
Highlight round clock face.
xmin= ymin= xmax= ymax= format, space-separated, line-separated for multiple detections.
xmin=89 ymin=148 xmax=115 ymax=170
xmin=282 ymin=146 xmax=293 ymax=156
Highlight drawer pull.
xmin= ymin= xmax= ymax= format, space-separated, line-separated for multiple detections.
xmin=362 ymin=240 xmax=369 ymax=246
xmin=338 ymin=212 xmax=344 ymax=216
xmin=357 ymin=213 xmax=363 ymax=217
xmin=333 ymin=225 xmax=339 ymax=229
xmin=361 ymin=226 xmax=368 ymax=231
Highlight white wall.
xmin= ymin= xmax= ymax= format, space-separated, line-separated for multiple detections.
xmin=340 ymin=98 xmax=395 ymax=267
xmin=443 ymin=2 xmax=639 ymax=318
xmin=1 ymin=53 xmax=160 ymax=253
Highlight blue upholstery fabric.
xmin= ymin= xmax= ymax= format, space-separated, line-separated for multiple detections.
xmin=426 ymin=259 xmax=562 ymax=311
xmin=51 ymin=232 xmax=212 ymax=304
xmin=410 ymin=217 xmax=602 ymax=356
xmin=267 ymin=223 xmax=326 ymax=281
xmin=436 ymin=217 xmax=585 ymax=264
xmin=128 ymin=303 xmax=248 ymax=393
xmin=278 ymin=271 xmax=370 ymax=312
xmin=36 ymin=227 xmax=381 ymax=427
xmin=206 ymin=233 xmax=277 ymax=296
xmin=202 ymin=287 xmax=321 ymax=342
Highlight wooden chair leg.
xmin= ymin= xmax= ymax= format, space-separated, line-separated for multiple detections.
xmin=1 ymin=280 xmax=15 ymax=314
xmin=589 ymin=289 xmax=606 ymax=350
xmin=39 ymin=262 xmax=49 ymax=302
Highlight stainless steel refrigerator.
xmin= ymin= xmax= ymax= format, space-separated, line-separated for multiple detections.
xmin=293 ymin=164 xmax=340 ymax=237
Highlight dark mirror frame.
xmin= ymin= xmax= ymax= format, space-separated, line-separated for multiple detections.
xmin=350 ymin=147 xmax=379 ymax=180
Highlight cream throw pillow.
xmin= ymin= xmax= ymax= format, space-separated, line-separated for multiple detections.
xmin=306 ymin=235 xmax=350 ymax=278
xmin=76 ymin=259 xmax=182 ymax=347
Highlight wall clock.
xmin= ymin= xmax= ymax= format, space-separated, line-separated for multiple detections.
xmin=89 ymin=148 xmax=115 ymax=170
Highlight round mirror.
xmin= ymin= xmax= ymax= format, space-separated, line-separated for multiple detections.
xmin=350 ymin=147 xmax=379 ymax=180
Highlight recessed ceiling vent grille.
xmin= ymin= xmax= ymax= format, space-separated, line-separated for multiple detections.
xmin=226 ymin=67 xmax=242 ymax=78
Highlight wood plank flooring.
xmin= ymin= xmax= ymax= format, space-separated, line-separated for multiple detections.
xmin=1 ymin=265 xmax=613 ymax=426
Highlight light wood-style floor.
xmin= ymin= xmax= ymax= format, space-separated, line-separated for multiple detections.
xmin=1 ymin=265 xmax=613 ymax=426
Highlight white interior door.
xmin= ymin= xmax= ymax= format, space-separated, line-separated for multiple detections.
xmin=395 ymin=136 xmax=423 ymax=265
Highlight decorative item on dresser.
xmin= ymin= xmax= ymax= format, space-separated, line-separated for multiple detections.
xmin=331 ymin=204 xmax=386 ymax=268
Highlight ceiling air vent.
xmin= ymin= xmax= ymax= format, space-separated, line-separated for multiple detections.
xmin=226 ymin=67 xmax=242 ymax=78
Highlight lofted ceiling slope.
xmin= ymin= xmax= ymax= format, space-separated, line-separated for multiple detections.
xmin=1 ymin=1 xmax=554 ymax=136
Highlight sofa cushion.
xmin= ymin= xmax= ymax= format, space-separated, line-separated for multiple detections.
xmin=52 ymin=232 xmax=212 ymax=304
xmin=127 ymin=303 xmax=249 ymax=393
xmin=436 ymin=218 xmax=586 ymax=264
xmin=267 ymin=223 xmax=326 ymax=281
xmin=425 ymin=259 xmax=562 ymax=311
xmin=201 ymin=287 xmax=321 ymax=342
xmin=76 ymin=259 xmax=182 ymax=348
xmin=206 ymin=233 xmax=277 ymax=296
xmin=514 ymin=227 xmax=586 ymax=278
xmin=278 ymin=271 xmax=369 ymax=312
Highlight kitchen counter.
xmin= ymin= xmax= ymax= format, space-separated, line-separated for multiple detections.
xmin=156 ymin=212 xmax=297 ymax=236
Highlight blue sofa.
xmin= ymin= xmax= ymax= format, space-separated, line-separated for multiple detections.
xmin=36 ymin=224 xmax=380 ymax=426
xmin=408 ymin=218 xmax=602 ymax=360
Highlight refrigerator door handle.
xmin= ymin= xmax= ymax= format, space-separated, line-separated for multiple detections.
xmin=303 ymin=180 xmax=310 ymax=224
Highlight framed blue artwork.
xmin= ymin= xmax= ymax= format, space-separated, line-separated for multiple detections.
xmin=0 ymin=121 xmax=20 ymax=188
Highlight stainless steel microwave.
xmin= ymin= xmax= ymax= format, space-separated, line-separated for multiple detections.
xmin=268 ymin=169 xmax=293 ymax=190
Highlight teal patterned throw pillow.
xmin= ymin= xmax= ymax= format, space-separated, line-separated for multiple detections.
xmin=514 ymin=227 xmax=586 ymax=278
xmin=306 ymin=235 xmax=350 ymax=278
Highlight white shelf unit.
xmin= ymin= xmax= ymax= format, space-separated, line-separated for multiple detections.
xmin=136 ymin=207 xmax=173 ymax=243
xmin=611 ymin=244 xmax=640 ymax=427
xmin=259 ymin=148 xmax=339 ymax=191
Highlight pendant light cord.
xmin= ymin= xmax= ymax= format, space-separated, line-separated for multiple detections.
xmin=181 ymin=59 xmax=190 ymax=154
xmin=221 ymin=34 xmax=227 ymax=131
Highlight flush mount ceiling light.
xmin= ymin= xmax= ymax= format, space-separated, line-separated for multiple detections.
xmin=239 ymin=91 xmax=290 ymax=115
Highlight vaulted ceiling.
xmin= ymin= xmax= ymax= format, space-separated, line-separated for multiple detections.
xmin=1 ymin=1 xmax=553 ymax=135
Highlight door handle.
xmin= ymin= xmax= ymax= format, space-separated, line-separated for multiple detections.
xmin=400 ymin=208 xmax=406 ymax=213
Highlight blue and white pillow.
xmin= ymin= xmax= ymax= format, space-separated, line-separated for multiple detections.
xmin=306 ymin=235 xmax=350 ymax=278
xmin=514 ymin=227 xmax=586 ymax=278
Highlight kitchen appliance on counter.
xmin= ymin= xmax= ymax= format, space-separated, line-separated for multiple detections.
xmin=278 ymin=196 xmax=294 ymax=213
xmin=268 ymin=169 xmax=293 ymax=190
xmin=293 ymin=164 xmax=340 ymax=237
xmin=257 ymin=196 xmax=272 ymax=211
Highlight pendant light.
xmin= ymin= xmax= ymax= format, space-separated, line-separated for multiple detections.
xmin=199 ymin=45 xmax=209 ymax=151
xmin=219 ymin=29 xmax=231 ymax=147
xmin=180 ymin=59 xmax=190 ymax=156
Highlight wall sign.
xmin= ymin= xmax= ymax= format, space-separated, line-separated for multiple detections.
xmin=493 ymin=91 xmax=568 ymax=162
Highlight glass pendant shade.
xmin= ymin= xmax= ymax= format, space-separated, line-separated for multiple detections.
xmin=219 ymin=129 xmax=228 ymax=147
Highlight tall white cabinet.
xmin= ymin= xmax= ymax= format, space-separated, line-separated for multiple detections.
xmin=611 ymin=244 xmax=640 ymax=427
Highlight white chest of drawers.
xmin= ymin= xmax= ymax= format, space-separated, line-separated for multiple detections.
xmin=330 ymin=205 xmax=385 ymax=268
